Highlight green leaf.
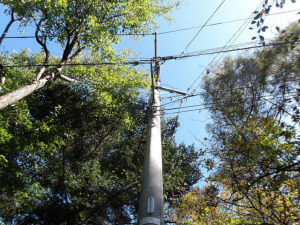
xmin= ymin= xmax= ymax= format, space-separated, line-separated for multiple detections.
xmin=254 ymin=13 xmax=260 ymax=20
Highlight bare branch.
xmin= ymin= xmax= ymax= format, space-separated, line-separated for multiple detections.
xmin=0 ymin=9 xmax=16 ymax=91
xmin=35 ymin=19 xmax=50 ymax=65
xmin=0 ymin=76 xmax=6 ymax=91
xmin=0 ymin=75 xmax=52 ymax=109
xmin=32 ymin=67 xmax=47 ymax=84
xmin=69 ymin=46 xmax=85 ymax=62
xmin=54 ymin=43 xmax=85 ymax=83
xmin=61 ymin=32 xmax=81 ymax=63
xmin=57 ymin=74 xmax=78 ymax=83
xmin=99 ymin=14 xmax=123 ymax=24
xmin=31 ymin=19 xmax=50 ymax=84
xmin=1 ymin=77 xmax=5 ymax=85
xmin=0 ymin=9 xmax=15 ymax=45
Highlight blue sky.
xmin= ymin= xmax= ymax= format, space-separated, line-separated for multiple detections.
xmin=0 ymin=0 xmax=299 ymax=149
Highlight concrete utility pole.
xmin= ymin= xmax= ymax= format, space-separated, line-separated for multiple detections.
xmin=138 ymin=32 xmax=164 ymax=225
xmin=137 ymin=33 xmax=186 ymax=225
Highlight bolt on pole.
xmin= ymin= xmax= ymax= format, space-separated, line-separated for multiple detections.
xmin=138 ymin=32 xmax=164 ymax=225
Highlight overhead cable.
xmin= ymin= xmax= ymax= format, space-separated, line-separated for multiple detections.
xmin=2 ymin=9 xmax=299 ymax=40
xmin=160 ymin=77 xmax=300 ymax=108
xmin=159 ymin=9 xmax=300 ymax=35
xmin=160 ymin=40 xmax=299 ymax=61
xmin=3 ymin=39 xmax=297 ymax=68
xmin=2 ymin=61 xmax=151 ymax=68
xmin=181 ymin=0 xmax=226 ymax=54
xmin=184 ymin=0 xmax=265 ymax=92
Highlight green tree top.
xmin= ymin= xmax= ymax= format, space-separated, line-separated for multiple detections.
xmin=0 ymin=0 xmax=182 ymax=109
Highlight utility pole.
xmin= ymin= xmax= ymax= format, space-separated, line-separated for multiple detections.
xmin=138 ymin=32 xmax=163 ymax=225
xmin=137 ymin=33 xmax=186 ymax=225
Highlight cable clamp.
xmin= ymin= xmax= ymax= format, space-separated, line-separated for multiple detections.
xmin=140 ymin=217 xmax=160 ymax=225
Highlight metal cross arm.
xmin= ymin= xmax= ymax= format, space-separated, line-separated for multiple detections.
xmin=154 ymin=85 xmax=186 ymax=96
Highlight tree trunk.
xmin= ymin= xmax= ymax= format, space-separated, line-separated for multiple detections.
xmin=0 ymin=75 xmax=51 ymax=109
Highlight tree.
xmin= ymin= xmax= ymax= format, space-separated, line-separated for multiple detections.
xmin=0 ymin=0 xmax=181 ymax=109
xmin=0 ymin=73 xmax=202 ymax=224
xmin=167 ymin=184 xmax=224 ymax=225
xmin=191 ymin=22 xmax=300 ymax=224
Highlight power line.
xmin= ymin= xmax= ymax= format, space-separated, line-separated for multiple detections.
xmin=192 ymin=1 xmax=280 ymax=93
xmin=3 ymin=37 xmax=286 ymax=68
xmin=5 ymin=39 xmax=297 ymax=68
xmin=181 ymin=0 xmax=226 ymax=54
xmin=162 ymin=91 xmax=299 ymax=112
xmin=185 ymin=0 xmax=265 ymax=92
xmin=160 ymin=77 xmax=300 ymax=108
xmin=2 ymin=9 xmax=299 ymax=40
xmin=161 ymin=40 xmax=299 ymax=62
xmin=159 ymin=9 xmax=300 ymax=35
xmin=2 ymin=61 xmax=151 ymax=68
xmin=163 ymin=94 xmax=299 ymax=115
xmin=2 ymin=35 xmax=299 ymax=69
xmin=1 ymin=33 xmax=154 ymax=39
xmin=210 ymin=0 xmax=272 ymax=74
xmin=212 ymin=0 xmax=278 ymax=67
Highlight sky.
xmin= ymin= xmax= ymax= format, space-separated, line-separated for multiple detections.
xmin=114 ymin=0 xmax=300 ymax=147
xmin=0 ymin=0 xmax=299 ymax=149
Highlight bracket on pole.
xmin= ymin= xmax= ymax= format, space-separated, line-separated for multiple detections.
xmin=154 ymin=85 xmax=186 ymax=96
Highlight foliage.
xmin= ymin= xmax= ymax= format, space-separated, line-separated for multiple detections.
xmin=0 ymin=0 xmax=182 ymax=109
xmin=250 ymin=0 xmax=298 ymax=45
xmin=0 ymin=71 xmax=201 ymax=224
xmin=169 ymin=23 xmax=300 ymax=225
xmin=0 ymin=1 xmax=201 ymax=223
xmin=167 ymin=184 xmax=223 ymax=224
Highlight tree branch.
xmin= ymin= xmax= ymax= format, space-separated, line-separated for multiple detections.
xmin=0 ymin=9 xmax=16 ymax=91
xmin=56 ymin=46 xmax=85 ymax=83
xmin=57 ymin=74 xmax=78 ymax=83
xmin=35 ymin=19 xmax=50 ymax=65
xmin=0 ymin=9 xmax=15 ymax=45
xmin=61 ymin=32 xmax=81 ymax=63
xmin=0 ymin=76 xmax=6 ymax=91
xmin=32 ymin=19 xmax=50 ymax=84
xmin=69 ymin=46 xmax=85 ymax=62
xmin=99 ymin=14 xmax=123 ymax=24
xmin=0 ymin=22 xmax=84 ymax=109
xmin=79 ymin=182 xmax=140 ymax=225
xmin=0 ymin=75 xmax=52 ymax=109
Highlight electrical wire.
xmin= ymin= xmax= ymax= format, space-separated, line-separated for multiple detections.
xmin=161 ymin=36 xmax=286 ymax=60
xmin=181 ymin=0 xmax=226 ymax=54
xmin=192 ymin=0 xmax=280 ymax=93
xmin=184 ymin=41 xmax=299 ymax=90
xmin=160 ymin=77 xmax=300 ymax=108
xmin=2 ymin=61 xmax=151 ymax=68
xmin=161 ymin=91 xmax=299 ymax=112
xmin=4 ymin=39 xmax=297 ymax=68
xmin=159 ymin=9 xmax=300 ymax=35
xmin=163 ymin=95 xmax=298 ymax=115
xmin=185 ymin=0 xmax=265 ymax=92
xmin=212 ymin=0 xmax=278 ymax=68
xmin=2 ymin=9 xmax=299 ymax=40
xmin=1 ymin=33 xmax=154 ymax=39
